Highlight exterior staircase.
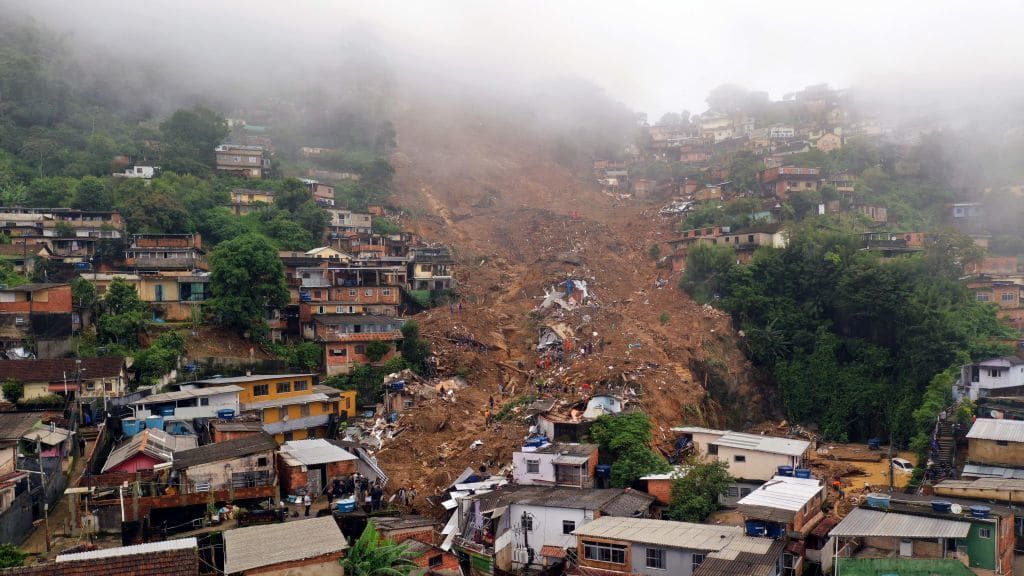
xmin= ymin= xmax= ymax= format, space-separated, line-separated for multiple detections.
xmin=929 ymin=418 xmax=958 ymax=481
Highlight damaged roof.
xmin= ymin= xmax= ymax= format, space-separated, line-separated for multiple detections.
xmin=102 ymin=429 xmax=197 ymax=473
xmin=468 ymin=486 xmax=653 ymax=516
xmin=573 ymin=516 xmax=742 ymax=551
xmin=172 ymin=433 xmax=277 ymax=471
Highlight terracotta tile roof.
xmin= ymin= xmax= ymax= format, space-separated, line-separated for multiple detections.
xmin=540 ymin=545 xmax=567 ymax=559
xmin=0 ymin=358 xmax=126 ymax=385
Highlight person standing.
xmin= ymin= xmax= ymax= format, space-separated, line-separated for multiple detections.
xmin=303 ymin=493 xmax=312 ymax=517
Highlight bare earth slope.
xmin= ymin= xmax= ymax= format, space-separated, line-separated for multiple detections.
xmin=376 ymin=102 xmax=773 ymax=499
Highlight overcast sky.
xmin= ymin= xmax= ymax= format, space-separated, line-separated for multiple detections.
xmin=8 ymin=0 xmax=1024 ymax=117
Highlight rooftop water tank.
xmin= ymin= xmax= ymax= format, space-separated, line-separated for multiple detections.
xmin=931 ymin=501 xmax=953 ymax=513
xmin=122 ymin=418 xmax=142 ymax=437
xmin=866 ymin=493 xmax=891 ymax=508
xmin=777 ymin=466 xmax=794 ymax=477
xmin=217 ymin=409 xmax=236 ymax=420
xmin=794 ymin=468 xmax=812 ymax=479
xmin=970 ymin=505 xmax=991 ymax=519
xmin=145 ymin=415 xmax=164 ymax=432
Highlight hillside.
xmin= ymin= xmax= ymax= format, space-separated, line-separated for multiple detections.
xmin=373 ymin=101 xmax=771 ymax=494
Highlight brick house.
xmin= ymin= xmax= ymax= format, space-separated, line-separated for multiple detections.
xmin=278 ymin=438 xmax=358 ymax=496
xmin=757 ymin=166 xmax=821 ymax=198
xmin=0 ymin=283 xmax=74 ymax=358
xmin=0 ymin=537 xmax=200 ymax=576
xmin=312 ymin=315 xmax=404 ymax=376
xmin=215 ymin=144 xmax=269 ymax=179
xmin=0 ymin=357 xmax=129 ymax=402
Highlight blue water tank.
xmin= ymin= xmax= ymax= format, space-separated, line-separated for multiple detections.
xmin=524 ymin=436 xmax=550 ymax=448
xmin=868 ymin=438 xmax=881 ymax=450
xmin=336 ymin=498 xmax=357 ymax=513
xmin=794 ymin=468 xmax=812 ymax=479
xmin=596 ymin=465 xmax=611 ymax=477
xmin=217 ymin=409 xmax=236 ymax=420
xmin=159 ymin=406 xmax=175 ymax=417
xmin=122 ymin=418 xmax=142 ymax=437
xmin=970 ymin=505 xmax=991 ymax=518
xmin=777 ymin=466 xmax=794 ymax=477
xmin=145 ymin=415 xmax=164 ymax=432
xmin=931 ymin=501 xmax=953 ymax=513
xmin=745 ymin=520 xmax=766 ymax=537
xmin=866 ymin=493 xmax=891 ymax=508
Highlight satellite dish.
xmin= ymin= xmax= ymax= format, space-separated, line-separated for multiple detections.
xmin=950 ymin=504 xmax=963 ymax=514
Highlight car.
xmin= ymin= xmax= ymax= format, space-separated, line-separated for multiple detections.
xmin=891 ymin=457 xmax=915 ymax=474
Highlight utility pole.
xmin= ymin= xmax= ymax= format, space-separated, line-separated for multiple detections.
xmin=37 ymin=438 xmax=50 ymax=553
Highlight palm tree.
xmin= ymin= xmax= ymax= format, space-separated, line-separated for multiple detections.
xmin=341 ymin=523 xmax=418 ymax=576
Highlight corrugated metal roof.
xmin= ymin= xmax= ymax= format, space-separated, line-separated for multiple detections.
xmin=133 ymin=385 xmax=243 ymax=405
xmin=670 ymin=426 xmax=728 ymax=435
xmin=243 ymin=392 xmax=329 ymax=411
xmin=279 ymin=439 xmax=357 ymax=465
xmin=640 ymin=465 xmax=689 ymax=481
xmin=223 ymin=517 xmax=346 ymax=574
xmin=56 ymin=537 xmax=197 ymax=562
xmin=552 ymin=454 xmax=591 ymax=465
xmin=263 ymin=414 xmax=330 ymax=434
xmin=102 ymin=429 xmax=197 ymax=473
xmin=712 ymin=431 xmax=810 ymax=456
xmin=966 ymin=418 xmax=1024 ymax=442
xmin=22 ymin=425 xmax=74 ymax=446
xmin=193 ymin=374 xmax=315 ymax=385
xmin=572 ymin=516 xmax=743 ymax=551
xmin=737 ymin=475 xmax=822 ymax=511
xmin=961 ymin=463 xmax=1024 ymax=480
xmin=829 ymin=508 xmax=970 ymax=538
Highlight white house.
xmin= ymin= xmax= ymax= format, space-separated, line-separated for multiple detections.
xmin=512 ymin=442 xmax=598 ymax=488
xmin=131 ymin=385 xmax=242 ymax=422
xmin=114 ymin=165 xmax=158 ymax=179
xmin=955 ymin=356 xmax=1024 ymax=401
xmin=769 ymin=126 xmax=796 ymax=139
xmin=452 ymin=486 xmax=654 ymax=573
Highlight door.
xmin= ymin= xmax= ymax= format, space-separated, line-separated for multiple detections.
xmin=899 ymin=539 xmax=913 ymax=557
xmin=154 ymin=284 xmax=163 ymax=302
xmin=307 ymin=468 xmax=322 ymax=497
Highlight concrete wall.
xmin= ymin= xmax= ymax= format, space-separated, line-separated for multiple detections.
xmin=244 ymin=553 xmax=344 ymax=575
xmin=182 ymin=451 xmax=275 ymax=491
xmin=513 ymin=451 xmax=558 ymax=485
xmin=713 ymin=447 xmax=801 ymax=482
xmin=506 ymin=504 xmax=589 ymax=570
xmin=0 ymin=489 xmax=34 ymax=545
xmin=968 ymin=438 xmax=1024 ymax=467
xmin=629 ymin=543 xmax=699 ymax=576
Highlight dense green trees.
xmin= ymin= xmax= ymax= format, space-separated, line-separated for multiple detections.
xmin=683 ymin=226 xmax=1010 ymax=442
xmin=97 ymin=277 xmax=149 ymax=347
xmin=158 ymin=107 xmax=229 ymax=175
xmin=340 ymin=524 xmax=416 ymax=576
xmin=591 ymin=412 xmax=671 ymax=488
xmin=665 ymin=459 xmax=732 ymax=523
xmin=208 ymin=233 xmax=289 ymax=336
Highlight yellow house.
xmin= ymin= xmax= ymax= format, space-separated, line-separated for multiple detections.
xmin=304 ymin=246 xmax=351 ymax=262
xmin=191 ymin=374 xmax=357 ymax=443
xmin=229 ymin=188 xmax=275 ymax=215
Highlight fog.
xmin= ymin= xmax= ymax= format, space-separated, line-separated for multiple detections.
xmin=5 ymin=0 xmax=1024 ymax=120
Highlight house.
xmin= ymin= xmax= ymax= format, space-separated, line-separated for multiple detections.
xmin=814 ymin=132 xmax=842 ymax=153
xmin=304 ymin=246 xmax=350 ymax=262
xmin=101 ymin=428 xmax=198 ymax=473
xmin=223 ymin=516 xmax=347 ymax=575
xmin=190 ymin=374 xmax=351 ymax=443
xmin=0 ymin=439 xmax=30 ymax=544
xmin=0 ymin=243 xmax=48 ymax=276
xmin=737 ymin=475 xmax=824 ymax=538
xmin=966 ymin=257 xmax=1020 ymax=277
xmin=712 ymin=225 xmax=788 ymax=262
xmin=757 ymin=166 xmax=821 ymax=198
xmin=829 ymin=493 xmax=1014 ymax=574
xmin=126 ymin=233 xmax=206 ymax=273
xmin=673 ymin=427 xmax=812 ymax=505
xmin=215 ymin=144 xmax=269 ymax=179
xmin=452 ymin=485 xmax=655 ymax=574
xmin=0 ymin=283 xmax=74 ymax=358
xmin=969 ymin=278 xmax=1024 ymax=331
xmin=278 ymin=438 xmax=358 ymax=496
xmin=640 ymin=467 xmax=687 ymax=505
xmin=229 ymin=188 xmax=275 ymax=215
xmin=954 ymin=356 xmax=1024 ymax=400
xmin=691 ymin=539 xmax=786 ymax=576
xmin=4 ymin=537 xmax=201 ymax=576
xmin=769 ymin=126 xmax=796 ymax=139
xmin=0 ymin=357 xmax=130 ymax=402
xmin=130 ymin=385 xmax=242 ymax=427
xmin=171 ymin=433 xmax=277 ymax=494
xmin=966 ymin=418 xmax=1024 ymax=470
xmin=302 ymin=179 xmax=336 ymax=207
xmin=852 ymin=203 xmax=887 ymax=223
xmin=22 ymin=424 xmax=75 ymax=459
xmin=402 ymin=539 xmax=463 ymax=575
xmin=410 ymin=247 xmax=455 ymax=292
xmin=512 ymin=442 xmax=598 ymax=488
xmin=571 ymin=516 xmax=785 ymax=576
xmin=313 ymin=315 xmax=405 ymax=376
xmin=113 ymin=165 xmax=158 ymax=179
xmin=325 ymin=209 xmax=373 ymax=236
xmin=210 ymin=419 xmax=265 ymax=443
xmin=370 ymin=516 xmax=461 ymax=573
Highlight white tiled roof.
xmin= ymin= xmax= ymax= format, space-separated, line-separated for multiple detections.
xmin=712 ymin=431 xmax=810 ymax=456
xmin=223 ymin=517 xmax=346 ymax=574
xmin=966 ymin=418 xmax=1024 ymax=443
xmin=279 ymin=438 xmax=357 ymax=465
xmin=572 ymin=516 xmax=742 ymax=551
xmin=737 ymin=475 xmax=822 ymax=511
xmin=56 ymin=537 xmax=197 ymax=562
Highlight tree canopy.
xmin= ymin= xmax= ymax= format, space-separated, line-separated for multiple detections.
xmin=208 ymin=233 xmax=289 ymax=336
xmin=591 ymin=412 xmax=671 ymax=487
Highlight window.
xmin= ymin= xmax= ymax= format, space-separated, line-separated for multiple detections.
xmin=383 ymin=288 xmax=391 ymax=296
xmin=782 ymin=552 xmax=799 ymax=576
xmin=988 ymin=368 xmax=1002 ymax=378
xmin=253 ymin=384 xmax=269 ymax=397
xmin=979 ymin=527 xmax=993 ymax=539
xmin=283 ymin=431 xmax=294 ymax=442
xmin=734 ymin=455 xmax=746 ymax=463
xmin=277 ymin=382 xmax=292 ymax=394
xmin=404 ymin=399 xmax=414 ymax=409
xmin=747 ymin=235 xmax=755 ymax=243
xmin=563 ymin=520 xmax=576 ymax=535
xmin=331 ymin=348 xmax=347 ymax=357
xmin=739 ymin=487 xmax=752 ymax=497
xmin=257 ymin=457 xmax=268 ymax=467
xmin=314 ymin=290 xmax=322 ymax=298
xmin=318 ymin=306 xmax=326 ymax=314
xmin=707 ymin=444 xmax=718 ymax=456
xmin=645 ymin=548 xmax=665 ymax=570
xmin=364 ymin=288 xmax=373 ymax=296
xmin=14 ymin=316 xmax=25 ymax=325
xmin=1002 ymin=292 xmax=1016 ymax=302
xmin=582 ymin=542 xmax=626 ymax=565
xmin=428 ymin=555 xmax=443 ymax=568
xmin=349 ymin=289 xmax=357 ymax=296
xmin=691 ymin=553 xmax=705 ymax=571
xmin=355 ymin=344 xmax=366 ymax=354
xmin=725 ymin=486 xmax=740 ymax=498
xmin=199 ymin=398 xmax=210 ymax=406
xmin=522 ymin=516 xmax=534 ymax=531
xmin=294 ymin=380 xmax=308 ymax=391
xmin=300 ymin=403 xmax=311 ymax=417
xmin=977 ymin=293 xmax=991 ymax=302
xmin=526 ymin=460 xmax=540 ymax=474
xmin=336 ymin=306 xmax=344 ymax=313
xmin=997 ymin=440 xmax=1009 ymax=446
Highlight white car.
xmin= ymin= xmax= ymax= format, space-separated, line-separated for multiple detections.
xmin=891 ymin=457 xmax=915 ymax=474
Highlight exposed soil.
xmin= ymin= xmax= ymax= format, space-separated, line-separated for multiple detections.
xmin=376 ymin=102 xmax=772 ymax=501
